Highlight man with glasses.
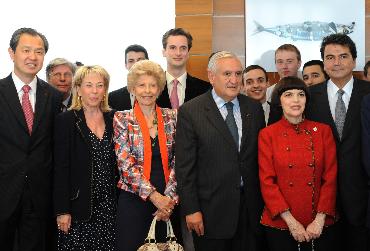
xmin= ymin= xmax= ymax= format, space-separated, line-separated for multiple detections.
xmin=46 ymin=58 xmax=76 ymax=112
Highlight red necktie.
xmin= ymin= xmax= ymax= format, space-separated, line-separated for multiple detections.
xmin=170 ymin=79 xmax=179 ymax=109
xmin=22 ymin=85 xmax=34 ymax=135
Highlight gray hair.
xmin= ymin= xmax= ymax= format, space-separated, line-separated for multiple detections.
xmin=207 ymin=51 xmax=239 ymax=73
xmin=46 ymin=58 xmax=76 ymax=81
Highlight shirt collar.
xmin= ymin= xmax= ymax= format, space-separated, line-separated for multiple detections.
xmin=166 ymin=71 xmax=187 ymax=86
xmin=12 ymin=71 xmax=37 ymax=94
xmin=211 ymin=89 xmax=239 ymax=109
xmin=327 ymin=76 xmax=354 ymax=98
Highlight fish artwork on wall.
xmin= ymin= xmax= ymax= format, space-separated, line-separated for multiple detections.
xmin=252 ymin=20 xmax=355 ymax=41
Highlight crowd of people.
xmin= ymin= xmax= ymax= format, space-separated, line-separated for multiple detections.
xmin=0 ymin=26 xmax=370 ymax=251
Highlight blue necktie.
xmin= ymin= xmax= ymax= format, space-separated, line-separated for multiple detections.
xmin=225 ymin=102 xmax=239 ymax=148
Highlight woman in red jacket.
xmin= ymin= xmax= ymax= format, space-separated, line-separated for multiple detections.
xmin=258 ymin=77 xmax=337 ymax=251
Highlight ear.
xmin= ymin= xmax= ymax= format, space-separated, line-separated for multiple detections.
xmin=162 ymin=48 xmax=166 ymax=57
xmin=207 ymin=70 xmax=215 ymax=86
xmin=297 ymin=60 xmax=302 ymax=70
xmin=8 ymin=48 xmax=15 ymax=61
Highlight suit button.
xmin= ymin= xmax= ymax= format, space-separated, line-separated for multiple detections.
xmin=307 ymin=182 xmax=312 ymax=186
xmin=289 ymin=182 xmax=293 ymax=187
xmin=308 ymin=163 xmax=314 ymax=167
xmin=283 ymin=132 xmax=288 ymax=137
xmin=288 ymin=164 xmax=293 ymax=168
xmin=286 ymin=147 xmax=290 ymax=151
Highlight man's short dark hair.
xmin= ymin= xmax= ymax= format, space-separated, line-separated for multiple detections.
xmin=162 ymin=28 xmax=193 ymax=50
xmin=303 ymin=60 xmax=329 ymax=80
xmin=320 ymin=34 xmax=357 ymax=60
xmin=9 ymin=27 xmax=49 ymax=53
xmin=364 ymin=60 xmax=370 ymax=77
xmin=243 ymin=65 xmax=268 ymax=82
xmin=125 ymin=44 xmax=149 ymax=64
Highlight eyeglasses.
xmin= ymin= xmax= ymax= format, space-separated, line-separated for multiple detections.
xmin=49 ymin=72 xmax=73 ymax=79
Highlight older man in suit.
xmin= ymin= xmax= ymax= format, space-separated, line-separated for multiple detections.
xmin=306 ymin=34 xmax=370 ymax=251
xmin=176 ymin=51 xmax=265 ymax=251
xmin=0 ymin=28 xmax=62 ymax=251
xmin=157 ymin=28 xmax=210 ymax=109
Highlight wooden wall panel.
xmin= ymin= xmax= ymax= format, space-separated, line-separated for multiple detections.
xmin=187 ymin=55 xmax=210 ymax=81
xmin=212 ymin=17 xmax=245 ymax=57
xmin=213 ymin=0 xmax=244 ymax=15
xmin=176 ymin=16 xmax=212 ymax=55
xmin=176 ymin=0 xmax=212 ymax=15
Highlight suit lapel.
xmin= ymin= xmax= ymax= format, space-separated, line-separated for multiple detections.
xmin=0 ymin=74 xmax=28 ymax=133
xmin=239 ymin=96 xmax=252 ymax=153
xmin=32 ymin=79 xmax=50 ymax=135
xmin=313 ymin=82 xmax=340 ymax=141
xmin=204 ymin=92 xmax=238 ymax=151
xmin=184 ymin=74 xmax=194 ymax=102
xmin=341 ymin=79 xmax=360 ymax=141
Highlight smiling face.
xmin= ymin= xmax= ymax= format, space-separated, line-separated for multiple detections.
xmin=132 ymin=74 xmax=160 ymax=108
xmin=8 ymin=33 xmax=45 ymax=84
xmin=209 ymin=57 xmax=243 ymax=102
xmin=162 ymin=35 xmax=189 ymax=70
xmin=242 ymin=68 xmax=268 ymax=103
xmin=280 ymin=89 xmax=306 ymax=122
xmin=323 ymin=44 xmax=355 ymax=88
xmin=302 ymin=65 xmax=326 ymax=86
xmin=77 ymin=72 xmax=106 ymax=109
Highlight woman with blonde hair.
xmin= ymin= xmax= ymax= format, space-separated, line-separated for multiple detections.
xmin=114 ymin=60 xmax=179 ymax=251
xmin=53 ymin=65 xmax=117 ymax=250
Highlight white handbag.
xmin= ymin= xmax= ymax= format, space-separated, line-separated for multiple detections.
xmin=137 ymin=216 xmax=184 ymax=251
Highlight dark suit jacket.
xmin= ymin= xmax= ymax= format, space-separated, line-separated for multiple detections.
xmin=157 ymin=73 xmax=211 ymax=108
xmin=0 ymin=74 xmax=62 ymax=220
xmin=361 ymin=93 xmax=370 ymax=228
xmin=108 ymin=86 xmax=132 ymax=111
xmin=306 ymin=78 xmax=370 ymax=227
xmin=175 ymin=91 xmax=265 ymax=239
xmin=53 ymin=109 xmax=117 ymax=221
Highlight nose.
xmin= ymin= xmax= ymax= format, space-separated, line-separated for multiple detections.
xmin=92 ymin=85 xmax=98 ymax=93
xmin=28 ymin=51 xmax=37 ymax=60
xmin=230 ymin=73 xmax=240 ymax=84
xmin=333 ymin=57 xmax=341 ymax=65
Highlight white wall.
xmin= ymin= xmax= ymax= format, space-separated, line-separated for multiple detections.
xmin=0 ymin=0 xmax=175 ymax=91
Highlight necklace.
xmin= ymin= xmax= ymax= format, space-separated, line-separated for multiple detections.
xmin=147 ymin=113 xmax=158 ymax=129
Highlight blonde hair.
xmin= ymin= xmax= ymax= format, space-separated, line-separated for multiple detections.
xmin=127 ymin=60 xmax=166 ymax=94
xmin=70 ymin=65 xmax=111 ymax=112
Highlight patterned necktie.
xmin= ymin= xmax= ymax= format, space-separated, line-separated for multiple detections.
xmin=22 ymin=85 xmax=34 ymax=135
xmin=335 ymin=89 xmax=346 ymax=139
xmin=225 ymin=102 xmax=239 ymax=148
xmin=170 ymin=79 xmax=179 ymax=109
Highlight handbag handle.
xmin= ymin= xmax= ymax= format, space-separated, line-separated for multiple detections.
xmin=145 ymin=216 xmax=177 ymax=243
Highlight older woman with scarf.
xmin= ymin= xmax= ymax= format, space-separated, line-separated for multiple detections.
xmin=113 ymin=60 xmax=179 ymax=251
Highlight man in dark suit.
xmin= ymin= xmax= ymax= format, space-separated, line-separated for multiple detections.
xmin=176 ymin=51 xmax=265 ymax=251
xmin=0 ymin=28 xmax=62 ymax=251
xmin=46 ymin=57 xmax=76 ymax=112
xmin=157 ymin=28 xmax=210 ymax=109
xmin=306 ymin=34 xmax=370 ymax=251
xmin=108 ymin=44 xmax=149 ymax=110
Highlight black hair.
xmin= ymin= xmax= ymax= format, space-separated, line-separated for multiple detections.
xmin=125 ymin=44 xmax=149 ymax=64
xmin=320 ymin=34 xmax=357 ymax=60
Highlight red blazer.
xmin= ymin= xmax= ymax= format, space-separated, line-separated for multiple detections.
xmin=258 ymin=118 xmax=337 ymax=229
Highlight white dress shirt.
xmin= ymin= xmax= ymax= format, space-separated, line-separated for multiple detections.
xmin=12 ymin=72 xmax=37 ymax=111
xmin=166 ymin=71 xmax=187 ymax=106
xmin=327 ymin=77 xmax=353 ymax=120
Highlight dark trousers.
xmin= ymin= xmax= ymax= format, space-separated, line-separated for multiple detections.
xmin=0 ymin=182 xmax=46 ymax=251
xmin=265 ymin=225 xmax=336 ymax=251
xmin=192 ymin=190 xmax=265 ymax=251
xmin=334 ymin=219 xmax=370 ymax=251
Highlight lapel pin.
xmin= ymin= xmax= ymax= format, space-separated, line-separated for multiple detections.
xmin=313 ymin=127 xmax=317 ymax=132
